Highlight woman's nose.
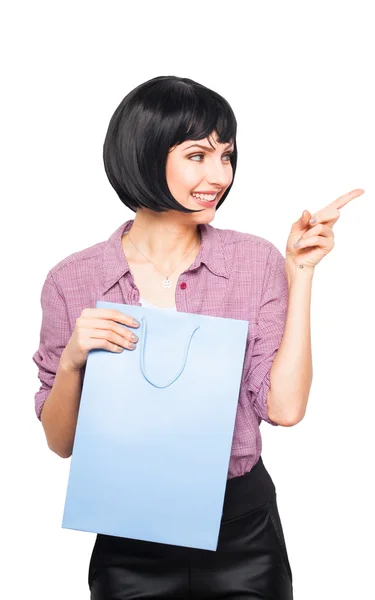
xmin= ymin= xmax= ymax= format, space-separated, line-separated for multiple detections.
xmin=206 ymin=162 xmax=231 ymax=188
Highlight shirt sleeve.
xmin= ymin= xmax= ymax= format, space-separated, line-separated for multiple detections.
xmin=245 ymin=243 xmax=289 ymax=426
xmin=32 ymin=271 xmax=72 ymax=420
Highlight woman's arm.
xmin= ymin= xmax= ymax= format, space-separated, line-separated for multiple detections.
xmin=267 ymin=262 xmax=314 ymax=426
xmin=33 ymin=272 xmax=82 ymax=458
xmin=268 ymin=190 xmax=365 ymax=425
xmin=40 ymin=349 xmax=83 ymax=458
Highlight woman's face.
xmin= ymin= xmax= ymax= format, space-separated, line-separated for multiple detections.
xmin=165 ymin=131 xmax=234 ymax=220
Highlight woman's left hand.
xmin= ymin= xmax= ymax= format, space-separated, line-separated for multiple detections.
xmin=286 ymin=188 xmax=365 ymax=271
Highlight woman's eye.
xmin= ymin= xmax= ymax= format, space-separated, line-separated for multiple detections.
xmin=189 ymin=153 xmax=233 ymax=162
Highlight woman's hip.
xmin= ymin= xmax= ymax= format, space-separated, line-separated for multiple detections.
xmin=89 ymin=456 xmax=293 ymax=598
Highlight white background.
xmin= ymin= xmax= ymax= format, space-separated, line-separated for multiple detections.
xmin=1 ymin=1 xmax=374 ymax=598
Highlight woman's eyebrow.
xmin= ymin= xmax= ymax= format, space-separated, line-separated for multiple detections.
xmin=184 ymin=143 xmax=234 ymax=152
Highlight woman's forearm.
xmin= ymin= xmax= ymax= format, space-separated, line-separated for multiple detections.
xmin=267 ymin=261 xmax=314 ymax=426
xmin=40 ymin=349 xmax=83 ymax=458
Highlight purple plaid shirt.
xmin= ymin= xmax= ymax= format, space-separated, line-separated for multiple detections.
xmin=32 ymin=219 xmax=289 ymax=479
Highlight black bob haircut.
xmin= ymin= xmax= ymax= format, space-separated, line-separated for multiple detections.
xmin=103 ymin=75 xmax=238 ymax=214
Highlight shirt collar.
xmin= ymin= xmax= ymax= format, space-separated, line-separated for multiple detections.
xmin=102 ymin=219 xmax=230 ymax=294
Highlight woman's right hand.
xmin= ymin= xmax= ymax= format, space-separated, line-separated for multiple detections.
xmin=61 ymin=308 xmax=140 ymax=372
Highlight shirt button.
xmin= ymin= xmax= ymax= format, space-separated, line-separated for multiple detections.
xmin=180 ymin=282 xmax=187 ymax=290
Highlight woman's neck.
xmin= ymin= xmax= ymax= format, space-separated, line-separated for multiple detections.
xmin=123 ymin=209 xmax=201 ymax=270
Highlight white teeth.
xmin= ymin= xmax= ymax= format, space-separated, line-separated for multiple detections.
xmin=191 ymin=193 xmax=218 ymax=201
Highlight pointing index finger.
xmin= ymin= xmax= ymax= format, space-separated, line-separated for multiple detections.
xmin=329 ymin=188 xmax=365 ymax=211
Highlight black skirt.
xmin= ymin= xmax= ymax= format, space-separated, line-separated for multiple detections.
xmin=88 ymin=456 xmax=293 ymax=599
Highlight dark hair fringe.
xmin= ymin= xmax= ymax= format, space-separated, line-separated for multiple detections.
xmin=103 ymin=75 xmax=238 ymax=213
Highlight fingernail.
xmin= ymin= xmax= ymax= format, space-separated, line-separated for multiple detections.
xmin=132 ymin=319 xmax=140 ymax=327
xmin=309 ymin=217 xmax=316 ymax=224
xmin=131 ymin=333 xmax=138 ymax=342
xmin=293 ymin=242 xmax=300 ymax=248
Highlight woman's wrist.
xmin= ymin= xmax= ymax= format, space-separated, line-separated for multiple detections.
xmin=285 ymin=257 xmax=315 ymax=288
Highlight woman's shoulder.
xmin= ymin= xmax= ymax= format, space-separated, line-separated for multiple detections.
xmin=210 ymin=223 xmax=280 ymax=255
xmin=207 ymin=225 xmax=286 ymax=278
xmin=46 ymin=221 xmax=129 ymax=282
xmin=45 ymin=238 xmax=107 ymax=283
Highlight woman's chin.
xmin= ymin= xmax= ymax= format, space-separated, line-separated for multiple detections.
xmin=188 ymin=196 xmax=219 ymax=220
xmin=190 ymin=208 xmax=216 ymax=225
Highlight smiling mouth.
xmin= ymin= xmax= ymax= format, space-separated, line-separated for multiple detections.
xmin=191 ymin=192 xmax=219 ymax=202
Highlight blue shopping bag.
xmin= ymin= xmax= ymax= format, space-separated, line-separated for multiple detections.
xmin=62 ymin=300 xmax=249 ymax=550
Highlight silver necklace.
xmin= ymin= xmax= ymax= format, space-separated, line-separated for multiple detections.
xmin=126 ymin=231 xmax=200 ymax=289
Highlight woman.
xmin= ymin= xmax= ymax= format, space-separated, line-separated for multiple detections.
xmin=32 ymin=75 xmax=363 ymax=599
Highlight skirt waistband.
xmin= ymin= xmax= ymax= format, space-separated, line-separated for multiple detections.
xmin=221 ymin=456 xmax=276 ymax=521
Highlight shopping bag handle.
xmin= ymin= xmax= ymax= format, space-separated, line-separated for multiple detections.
xmin=139 ymin=316 xmax=201 ymax=388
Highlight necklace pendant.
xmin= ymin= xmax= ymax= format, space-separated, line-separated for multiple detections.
xmin=162 ymin=277 xmax=171 ymax=289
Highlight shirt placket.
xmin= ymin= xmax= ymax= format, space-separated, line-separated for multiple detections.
xmin=117 ymin=273 xmax=141 ymax=307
